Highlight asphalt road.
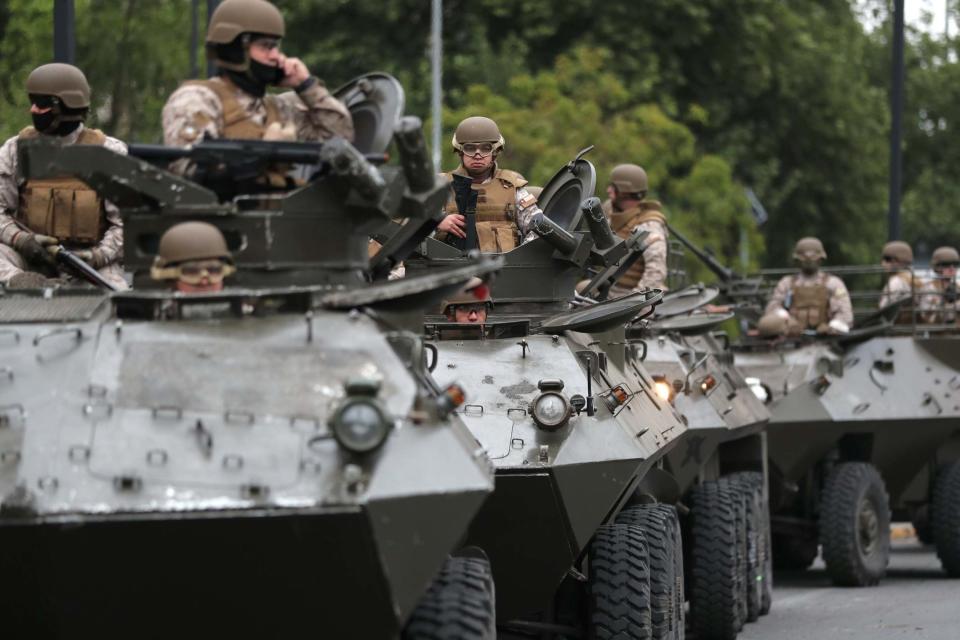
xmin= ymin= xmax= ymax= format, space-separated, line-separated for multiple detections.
xmin=740 ymin=537 xmax=960 ymax=639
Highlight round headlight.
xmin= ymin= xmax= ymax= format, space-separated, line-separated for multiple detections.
xmin=744 ymin=377 xmax=772 ymax=405
xmin=532 ymin=391 xmax=571 ymax=431
xmin=652 ymin=376 xmax=675 ymax=404
xmin=330 ymin=398 xmax=390 ymax=454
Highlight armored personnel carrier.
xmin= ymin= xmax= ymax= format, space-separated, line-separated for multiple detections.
xmin=622 ymin=284 xmax=773 ymax=637
xmin=406 ymin=152 xmax=770 ymax=639
xmin=0 ymin=75 xmax=499 ymax=639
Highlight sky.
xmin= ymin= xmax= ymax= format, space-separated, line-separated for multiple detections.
xmin=860 ymin=0 xmax=952 ymax=34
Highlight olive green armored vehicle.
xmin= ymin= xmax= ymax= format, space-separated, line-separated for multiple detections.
xmin=0 ymin=75 xmax=499 ymax=639
xmin=406 ymin=154 xmax=717 ymax=639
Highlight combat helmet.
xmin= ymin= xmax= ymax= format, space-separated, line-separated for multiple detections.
xmin=25 ymin=63 xmax=91 ymax=133
xmin=792 ymin=237 xmax=827 ymax=261
xmin=932 ymin=246 xmax=960 ymax=268
xmin=451 ymin=117 xmax=504 ymax=154
xmin=206 ymin=0 xmax=285 ymax=74
xmin=441 ymin=277 xmax=493 ymax=315
xmin=882 ymin=240 xmax=913 ymax=265
xmin=609 ymin=164 xmax=648 ymax=196
xmin=151 ymin=222 xmax=235 ymax=282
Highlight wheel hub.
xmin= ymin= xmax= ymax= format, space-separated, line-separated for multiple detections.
xmin=858 ymin=497 xmax=880 ymax=556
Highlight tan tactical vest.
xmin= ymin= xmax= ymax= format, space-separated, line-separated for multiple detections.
xmin=18 ymin=126 xmax=107 ymax=245
xmin=183 ymin=77 xmax=288 ymax=188
xmin=442 ymin=167 xmax=527 ymax=253
xmin=608 ymin=200 xmax=667 ymax=290
xmin=789 ymin=274 xmax=831 ymax=330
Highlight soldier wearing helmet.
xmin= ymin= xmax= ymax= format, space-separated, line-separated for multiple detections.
xmin=151 ymin=222 xmax=236 ymax=293
xmin=602 ymin=163 xmax=669 ymax=294
xmin=0 ymin=63 xmax=128 ymax=289
xmin=435 ymin=116 xmax=542 ymax=253
xmin=162 ymin=0 xmax=353 ymax=182
xmin=919 ymin=246 xmax=960 ymax=324
xmin=758 ymin=237 xmax=853 ymax=336
xmin=441 ymin=277 xmax=493 ymax=324
xmin=878 ymin=240 xmax=918 ymax=308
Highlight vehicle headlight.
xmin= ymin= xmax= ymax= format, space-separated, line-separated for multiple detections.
xmin=651 ymin=375 xmax=675 ymax=404
xmin=744 ymin=377 xmax=772 ymax=404
xmin=532 ymin=391 xmax=572 ymax=431
xmin=330 ymin=379 xmax=391 ymax=454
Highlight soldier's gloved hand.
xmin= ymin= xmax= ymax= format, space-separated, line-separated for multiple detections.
xmin=437 ymin=213 xmax=467 ymax=239
xmin=263 ymin=122 xmax=296 ymax=142
xmin=12 ymin=232 xmax=58 ymax=268
xmin=73 ymin=248 xmax=107 ymax=269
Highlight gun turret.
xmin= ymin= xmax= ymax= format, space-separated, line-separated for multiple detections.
xmin=532 ymin=214 xmax=580 ymax=255
xmin=583 ymin=197 xmax=617 ymax=250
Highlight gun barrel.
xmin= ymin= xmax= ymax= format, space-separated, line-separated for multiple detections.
xmin=128 ymin=141 xmax=387 ymax=167
xmin=55 ymin=248 xmax=119 ymax=291
xmin=666 ymin=223 xmax=735 ymax=282
xmin=582 ymin=197 xmax=617 ymax=250
xmin=533 ymin=215 xmax=579 ymax=255
xmin=393 ymin=116 xmax=435 ymax=193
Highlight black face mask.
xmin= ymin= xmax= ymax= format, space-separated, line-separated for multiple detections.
xmin=31 ymin=111 xmax=83 ymax=136
xmin=249 ymin=58 xmax=285 ymax=86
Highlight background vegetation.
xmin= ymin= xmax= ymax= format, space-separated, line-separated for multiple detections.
xmin=0 ymin=0 xmax=955 ymax=271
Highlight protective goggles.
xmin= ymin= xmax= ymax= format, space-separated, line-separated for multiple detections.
xmin=152 ymin=259 xmax=236 ymax=285
xmin=881 ymin=255 xmax=898 ymax=263
xmin=461 ymin=142 xmax=496 ymax=156
xmin=453 ymin=303 xmax=489 ymax=314
xmin=250 ymin=37 xmax=281 ymax=51
xmin=29 ymin=94 xmax=58 ymax=109
xmin=935 ymin=262 xmax=960 ymax=269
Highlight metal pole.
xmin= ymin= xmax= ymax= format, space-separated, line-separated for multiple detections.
xmin=430 ymin=0 xmax=443 ymax=172
xmin=888 ymin=0 xmax=905 ymax=241
xmin=206 ymin=0 xmax=221 ymax=77
xmin=53 ymin=0 xmax=76 ymax=64
xmin=190 ymin=0 xmax=200 ymax=78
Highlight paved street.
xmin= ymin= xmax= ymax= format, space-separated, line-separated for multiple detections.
xmin=741 ymin=537 xmax=960 ymax=639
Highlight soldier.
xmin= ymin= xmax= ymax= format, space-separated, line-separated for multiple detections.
xmin=878 ymin=240 xmax=917 ymax=308
xmin=435 ymin=116 xmax=542 ymax=253
xmin=442 ymin=277 xmax=493 ymax=324
xmin=602 ymin=164 xmax=669 ymax=294
xmin=759 ymin=237 xmax=853 ymax=336
xmin=919 ymin=246 xmax=960 ymax=324
xmin=162 ymin=0 xmax=354 ymax=184
xmin=0 ymin=63 xmax=127 ymax=289
xmin=150 ymin=222 xmax=236 ymax=293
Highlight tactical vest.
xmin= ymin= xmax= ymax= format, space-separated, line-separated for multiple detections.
xmin=17 ymin=126 xmax=107 ymax=245
xmin=182 ymin=77 xmax=289 ymax=188
xmin=789 ymin=275 xmax=831 ymax=330
xmin=443 ymin=167 xmax=526 ymax=253
xmin=608 ymin=200 xmax=667 ymax=290
xmin=888 ymin=271 xmax=920 ymax=324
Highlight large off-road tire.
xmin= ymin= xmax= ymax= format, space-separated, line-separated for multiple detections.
xmin=727 ymin=481 xmax=749 ymax=631
xmin=820 ymin=462 xmax=891 ymax=587
xmin=689 ymin=480 xmax=742 ymax=640
xmin=588 ymin=523 xmax=652 ymax=640
xmin=726 ymin=471 xmax=771 ymax=620
xmin=913 ymin=504 xmax=935 ymax=545
xmin=616 ymin=505 xmax=684 ymax=640
xmin=933 ymin=460 xmax=960 ymax=576
xmin=402 ymin=554 xmax=496 ymax=640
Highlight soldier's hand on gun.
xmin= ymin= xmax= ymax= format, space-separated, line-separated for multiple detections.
xmin=72 ymin=249 xmax=104 ymax=268
xmin=276 ymin=55 xmax=311 ymax=88
xmin=13 ymin=232 xmax=58 ymax=268
xmin=438 ymin=213 xmax=467 ymax=239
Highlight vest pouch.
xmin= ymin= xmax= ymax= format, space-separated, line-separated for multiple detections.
xmin=791 ymin=283 xmax=829 ymax=329
xmin=69 ymin=189 xmax=103 ymax=244
xmin=20 ymin=186 xmax=55 ymax=236
xmin=476 ymin=221 xmax=518 ymax=253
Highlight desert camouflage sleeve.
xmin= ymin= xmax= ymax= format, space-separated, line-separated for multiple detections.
xmin=0 ymin=136 xmax=20 ymax=246
xmin=637 ymin=220 xmax=668 ymax=290
xmin=91 ymin=135 xmax=129 ymax=267
xmin=764 ymin=275 xmax=794 ymax=316
xmin=878 ymin=272 xmax=913 ymax=308
xmin=515 ymin=186 xmax=543 ymax=239
xmin=827 ymin=275 xmax=854 ymax=326
xmin=273 ymin=80 xmax=355 ymax=143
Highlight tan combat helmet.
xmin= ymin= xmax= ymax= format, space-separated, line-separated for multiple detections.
xmin=882 ymin=240 xmax=913 ymax=265
xmin=609 ymin=164 xmax=648 ymax=197
xmin=151 ymin=222 xmax=234 ymax=281
xmin=451 ymin=117 xmax=504 ymax=154
xmin=26 ymin=63 xmax=90 ymax=110
xmin=792 ymin=237 xmax=827 ymax=261
xmin=207 ymin=0 xmax=284 ymax=44
xmin=442 ymin=277 xmax=493 ymax=315
xmin=932 ymin=246 xmax=960 ymax=267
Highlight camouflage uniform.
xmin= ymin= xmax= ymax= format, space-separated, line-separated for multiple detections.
xmin=918 ymin=274 xmax=960 ymax=324
xmin=0 ymin=124 xmax=127 ymax=288
xmin=602 ymin=198 xmax=669 ymax=294
xmin=879 ymin=270 xmax=917 ymax=308
xmin=162 ymin=76 xmax=354 ymax=172
xmin=765 ymin=271 xmax=853 ymax=329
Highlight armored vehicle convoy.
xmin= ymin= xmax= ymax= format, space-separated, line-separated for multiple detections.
xmin=0 ymin=75 xmax=499 ymax=639
xmin=622 ymin=285 xmax=773 ymax=637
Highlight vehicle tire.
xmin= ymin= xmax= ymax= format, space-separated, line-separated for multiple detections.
xmin=820 ymin=462 xmax=890 ymax=587
xmin=726 ymin=471 xmax=771 ymax=620
xmin=402 ymin=554 xmax=496 ymax=640
xmin=616 ymin=505 xmax=684 ymax=639
xmin=588 ymin=523 xmax=652 ymax=640
xmin=933 ymin=460 xmax=960 ymax=576
xmin=727 ymin=481 xmax=749 ymax=630
xmin=689 ymin=480 xmax=741 ymax=640
xmin=772 ymin=533 xmax=818 ymax=571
